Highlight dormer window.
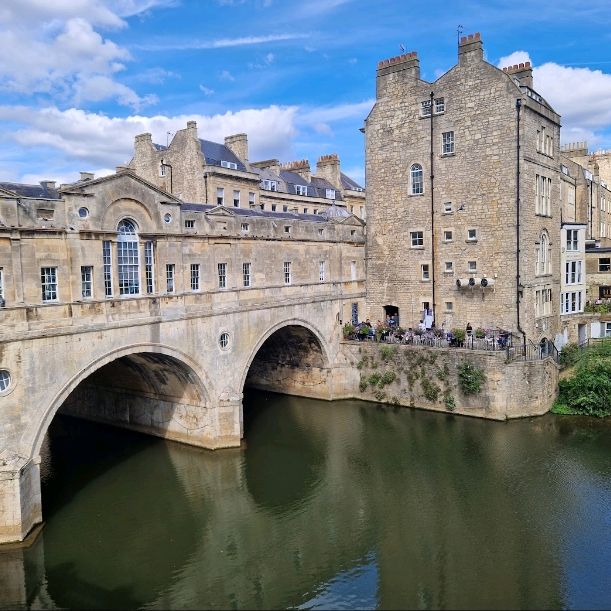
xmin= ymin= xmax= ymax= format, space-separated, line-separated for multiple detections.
xmin=420 ymin=100 xmax=432 ymax=117
xmin=434 ymin=97 xmax=445 ymax=113
xmin=325 ymin=188 xmax=336 ymax=199
xmin=221 ymin=160 xmax=238 ymax=169
xmin=295 ymin=185 xmax=308 ymax=196
xmin=263 ymin=179 xmax=278 ymax=191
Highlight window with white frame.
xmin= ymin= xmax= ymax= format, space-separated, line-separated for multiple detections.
xmin=605 ymin=322 xmax=611 ymax=337
xmin=421 ymin=264 xmax=430 ymax=281
xmin=159 ymin=161 xmax=166 ymax=177
xmin=103 ymin=240 xmax=113 ymax=297
xmin=216 ymin=187 xmax=224 ymax=206
xmin=443 ymin=202 xmax=453 ymax=214
xmin=420 ymin=100 xmax=432 ymax=117
xmin=537 ymin=231 xmax=551 ymax=275
xmin=81 ymin=266 xmax=93 ymax=299
xmin=410 ymin=164 xmax=424 ymax=195
xmin=41 ymin=267 xmax=58 ymax=302
xmin=304 ymin=208 xmax=309 ymax=214
xmin=325 ymin=188 xmax=336 ymax=200
xmin=445 ymin=301 xmax=453 ymax=311
xmin=166 ymin=264 xmax=175 ymax=293
xmin=565 ymin=261 xmax=583 ymax=285
xmin=117 ymin=219 xmax=140 ymax=296
xmin=263 ymin=179 xmax=278 ymax=191
xmin=319 ymin=260 xmax=326 ymax=282
xmin=249 ymin=191 xmax=256 ymax=207
xmin=443 ymin=230 xmax=453 ymax=242
xmin=0 ymin=267 xmax=4 ymax=302
xmin=467 ymin=228 xmax=477 ymax=241
xmin=444 ymin=261 xmax=454 ymax=273
xmin=218 ymin=263 xmax=227 ymax=289
xmin=599 ymin=257 xmax=610 ymax=272
xmin=410 ymin=231 xmax=424 ymax=247
xmin=441 ymin=131 xmax=454 ymax=155
xmin=434 ymin=97 xmax=445 ymax=113
xmin=190 ymin=264 xmax=200 ymax=291
xmin=185 ymin=219 xmax=195 ymax=229
xmin=295 ymin=185 xmax=308 ymax=196
xmin=241 ymin=222 xmax=249 ymax=233
xmin=271 ymin=204 xmax=277 ymax=212
xmin=233 ymin=190 xmax=240 ymax=207
xmin=284 ymin=261 xmax=292 ymax=285
xmin=536 ymin=175 xmax=552 ymax=216
xmin=220 ymin=160 xmax=238 ymax=169
xmin=243 ymin=262 xmax=251 ymax=287
xmin=468 ymin=260 xmax=477 ymax=273
xmin=350 ymin=260 xmax=357 ymax=280
xmin=566 ymin=229 xmax=579 ymax=251
xmin=561 ymin=291 xmax=583 ymax=314
xmin=145 ymin=241 xmax=155 ymax=294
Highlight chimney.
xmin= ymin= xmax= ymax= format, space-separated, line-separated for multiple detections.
xmin=315 ymin=154 xmax=341 ymax=189
xmin=185 ymin=120 xmax=198 ymax=140
xmin=79 ymin=172 xmax=94 ymax=181
xmin=502 ymin=62 xmax=533 ymax=89
xmin=458 ymin=32 xmax=483 ymax=65
xmin=224 ymin=133 xmax=248 ymax=164
xmin=561 ymin=141 xmax=589 ymax=158
xmin=251 ymin=159 xmax=281 ymax=174
xmin=282 ymin=159 xmax=311 ymax=182
xmin=116 ymin=165 xmax=129 ymax=173
xmin=40 ymin=180 xmax=56 ymax=190
xmin=376 ymin=51 xmax=420 ymax=99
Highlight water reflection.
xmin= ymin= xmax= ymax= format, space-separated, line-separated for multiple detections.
xmin=0 ymin=394 xmax=610 ymax=610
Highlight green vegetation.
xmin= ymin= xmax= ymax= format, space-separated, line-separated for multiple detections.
xmin=458 ymin=361 xmax=486 ymax=395
xmin=585 ymin=302 xmax=611 ymax=314
xmin=342 ymin=323 xmax=354 ymax=339
xmin=553 ymin=342 xmax=611 ymax=417
xmin=359 ymin=378 xmax=368 ymax=392
xmin=367 ymin=372 xmax=382 ymax=387
xmin=452 ymin=328 xmax=466 ymax=343
xmin=421 ymin=377 xmax=440 ymax=402
xmin=444 ymin=392 xmax=456 ymax=411
xmin=558 ymin=342 xmax=581 ymax=368
xmin=379 ymin=370 xmax=396 ymax=387
xmin=379 ymin=345 xmax=397 ymax=361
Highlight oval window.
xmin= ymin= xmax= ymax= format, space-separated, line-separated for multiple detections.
xmin=78 ymin=207 xmax=89 ymax=218
xmin=164 ymin=213 xmax=172 ymax=224
xmin=219 ymin=333 xmax=229 ymax=349
xmin=0 ymin=369 xmax=11 ymax=392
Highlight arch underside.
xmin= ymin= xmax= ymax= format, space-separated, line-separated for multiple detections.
xmin=245 ymin=325 xmax=332 ymax=399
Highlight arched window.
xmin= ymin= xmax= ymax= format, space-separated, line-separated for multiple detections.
xmin=410 ymin=164 xmax=424 ymax=195
xmin=537 ymin=231 xmax=550 ymax=275
xmin=117 ymin=218 xmax=140 ymax=295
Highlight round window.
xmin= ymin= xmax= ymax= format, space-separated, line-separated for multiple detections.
xmin=219 ymin=333 xmax=230 ymax=349
xmin=0 ymin=369 xmax=11 ymax=392
xmin=78 ymin=207 xmax=89 ymax=218
xmin=164 ymin=213 xmax=172 ymax=223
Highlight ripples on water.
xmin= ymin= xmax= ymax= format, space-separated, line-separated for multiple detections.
xmin=1 ymin=392 xmax=610 ymax=610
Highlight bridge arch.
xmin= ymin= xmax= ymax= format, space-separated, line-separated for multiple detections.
xmin=241 ymin=319 xmax=333 ymax=400
xmin=30 ymin=343 xmax=214 ymax=460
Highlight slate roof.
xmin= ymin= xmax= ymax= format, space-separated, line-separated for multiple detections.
xmin=0 ymin=182 xmax=61 ymax=200
xmin=153 ymin=143 xmax=168 ymax=151
xmin=340 ymin=172 xmax=364 ymax=191
xmin=182 ymin=203 xmax=328 ymax=223
xmin=200 ymin=139 xmax=247 ymax=171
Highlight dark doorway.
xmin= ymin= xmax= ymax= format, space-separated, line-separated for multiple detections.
xmin=384 ymin=305 xmax=399 ymax=327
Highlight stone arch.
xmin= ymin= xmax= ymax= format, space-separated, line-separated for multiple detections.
xmin=29 ymin=343 xmax=213 ymax=459
xmin=101 ymin=197 xmax=156 ymax=233
xmin=240 ymin=319 xmax=333 ymax=400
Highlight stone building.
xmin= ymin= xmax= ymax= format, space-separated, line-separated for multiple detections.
xmin=365 ymin=33 xmax=562 ymax=345
xmin=129 ymin=121 xmax=365 ymax=219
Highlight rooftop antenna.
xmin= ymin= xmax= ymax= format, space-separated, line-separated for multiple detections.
xmin=457 ymin=24 xmax=463 ymax=46
xmin=399 ymin=43 xmax=406 ymax=53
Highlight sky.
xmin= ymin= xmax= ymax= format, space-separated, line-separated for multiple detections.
xmin=1 ymin=0 xmax=611 ymax=189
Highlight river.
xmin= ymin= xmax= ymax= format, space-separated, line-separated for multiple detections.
xmin=1 ymin=392 xmax=610 ymax=609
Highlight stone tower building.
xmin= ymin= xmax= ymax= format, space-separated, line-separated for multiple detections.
xmin=365 ymin=33 xmax=562 ymax=344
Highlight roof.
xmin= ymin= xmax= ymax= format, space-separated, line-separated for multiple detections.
xmin=153 ymin=143 xmax=168 ymax=151
xmin=199 ymin=139 xmax=247 ymax=171
xmin=181 ymin=203 xmax=329 ymax=223
xmin=0 ymin=182 xmax=61 ymax=200
xmin=340 ymin=172 xmax=364 ymax=191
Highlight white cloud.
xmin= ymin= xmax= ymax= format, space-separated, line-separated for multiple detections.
xmin=299 ymin=100 xmax=374 ymax=126
xmin=497 ymin=51 xmax=531 ymax=69
xmin=135 ymin=67 xmax=180 ymax=84
xmin=199 ymin=85 xmax=215 ymax=96
xmin=138 ymin=33 xmax=309 ymax=51
xmin=219 ymin=70 xmax=236 ymax=82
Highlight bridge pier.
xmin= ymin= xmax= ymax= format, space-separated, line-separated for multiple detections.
xmin=0 ymin=453 xmax=42 ymax=545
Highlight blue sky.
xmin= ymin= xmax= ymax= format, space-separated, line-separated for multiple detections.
xmin=1 ymin=0 xmax=611 ymax=188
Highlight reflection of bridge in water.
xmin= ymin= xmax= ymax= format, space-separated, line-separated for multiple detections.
xmin=2 ymin=396 xmax=600 ymax=609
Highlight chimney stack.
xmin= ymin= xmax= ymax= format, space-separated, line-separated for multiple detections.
xmin=79 ymin=172 xmax=94 ymax=181
xmin=315 ymin=154 xmax=341 ymax=189
xmin=250 ymin=159 xmax=281 ymax=174
xmin=458 ymin=32 xmax=483 ymax=65
xmin=224 ymin=133 xmax=249 ymax=164
xmin=282 ymin=159 xmax=311 ymax=182
xmin=376 ymin=51 xmax=420 ymax=99
xmin=502 ymin=62 xmax=533 ymax=89
xmin=39 ymin=180 xmax=56 ymax=190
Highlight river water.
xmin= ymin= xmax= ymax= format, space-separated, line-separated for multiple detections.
xmin=1 ymin=392 xmax=610 ymax=610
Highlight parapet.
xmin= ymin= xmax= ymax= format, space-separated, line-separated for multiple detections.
xmin=561 ymin=142 xmax=589 ymax=157
xmin=376 ymin=51 xmax=419 ymax=78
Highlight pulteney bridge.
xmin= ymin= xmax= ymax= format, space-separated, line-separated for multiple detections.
xmin=0 ymin=171 xmax=365 ymax=543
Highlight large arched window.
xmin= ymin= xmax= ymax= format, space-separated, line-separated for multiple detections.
xmin=117 ymin=218 xmax=140 ymax=295
xmin=410 ymin=163 xmax=424 ymax=195
xmin=537 ymin=231 xmax=551 ymax=276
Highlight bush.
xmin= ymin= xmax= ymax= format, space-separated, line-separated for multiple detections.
xmin=367 ymin=372 xmax=382 ymax=387
xmin=421 ymin=377 xmax=440 ymax=402
xmin=452 ymin=328 xmax=466 ymax=342
xmin=359 ymin=378 xmax=368 ymax=392
xmin=458 ymin=361 xmax=486 ymax=395
xmin=343 ymin=323 xmax=355 ymax=339
xmin=559 ymin=342 xmax=581 ymax=368
xmin=444 ymin=393 xmax=456 ymax=411
xmin=379 ymin=370 xmax=396 ymax=387
xmin=475 ymin=327 xmax=486 ymax=339
xmin=380 ymin=345 xmax=397 ymax=361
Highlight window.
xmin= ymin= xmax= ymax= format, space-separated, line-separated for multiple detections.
xmin=537 ymin=232 xmax=551 ymax=275
xmin=443 ymin=230 xmax=453 ymax=242
xmin=283 ymin=205 xmax=288 ymax=212
xmin=145 ymin=241 xmax=155 ymax=294
xmin=241 ymin=222 xmax=249 ymax=233
xmin=232 ymin=190 xmax=240 ymax=207
xmin=444 ymin=261 xmax=454 ymax=273
xmin=566 ymin=229 xmax=578 ymax=251
xmin=190 ymin=264 xmax=200 ymax=291
xmin=166 ymin=264 xmax=175 ymax=293
xmin=304 ymin=208 xmax=309 ymax=214
xmin=163 ymin=213 xmax=172 ymax=224
xmin=468 ymin=260 xmax=477 ymax=273
xmin=410 ymin=164 xmax=424 ymax=195
xmin=249 ymin=192 xmax=256 ymax=207
xmin=565 ymin=261 xmax=582 ymax=285
xmin=318 ymin=228 xmax=324 ymax=236
xmin=243 ymin=262 xmax=251 ymax=287
xmin=536 ymin=287 xmax=553 ymax=317
xmin=443 ymin=202 xmax=453 ymax=214
xmin=220 ymin=160 xmax=238 ymax=169
xmin=536 ymin=175 xmax=551 ymax=216
xmin=284 ymin=261 xmax=292 ymax=285
xmin=117 ymin=219 xmax=140 ymax=296
xmin=445 ymin=301 xmax=453 ymax=311
xmin=605 ymin=322 xmax=611 ymax=337
xmin=325 ymin=188 xmax=336 ymax=200
xmin=103 ymin=240 xmax=113 ymax=297
xmin=467 ymin=228 xmax=477 ymax=241
xmin=185 ymin=219 xmax=195 ymax=229
xmin=0 ymin=267 xmax=4 ymax=303
xmin=319 ymin=260 xmax=326 ymax=282
xmin=219 ymin=332 xmax=230 ymax=348
xmin=561 ymin=291 xmax=583 ymax=314
xmin=313 ymin=208 xmax=318 ymax=214
xmin=263 ymin=179 xmax=278 ymax=191
xmin=0 ymin=369 xmax=11 ymax=392
xmin=599 ymin=258 xmax=611 ymax=272
xmin=218 ymin=263 xmax=227 ymax=289
xmin=159 ymin=161 xmax=166 ymax=177
xmin=271 ymin=204 xmax=277 ymax=212
xmin=284 ymin=225 xmax=291 ymax=234
xmin=295 ymin=185 xmax=308 ymax=196
xmin=421 ymin=264 xmax=430 ymax=281
xmin=434 ymin=97 xmax=445 ymax=113
xmin=78 ymin=207 xmax=89 ymax=218
xmin=441 ymin=131 xmax=454 ymax=155
xmin=81 ymin=266 xmax=93 ymax=299
xmin=410 ymin=231 xmax=424 ymax=247
xmin=350 ymin=260 xmax=357 ymax=280
xmin=216 ymin=187 xmax=224 ymax=206
xmin=420 ymin=100 xmax=432 ymax=117
xmin=41 ymin=267 xmax=58 ymax=302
